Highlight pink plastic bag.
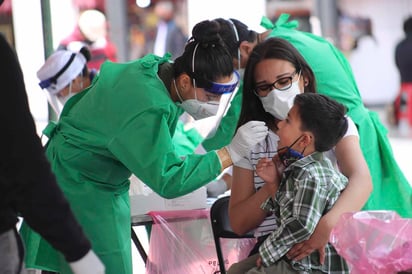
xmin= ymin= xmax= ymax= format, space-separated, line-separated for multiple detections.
xmin=145 ymin=209 xmax=256 ymax=274
xmin=330 ymin=211 xmax=412 ymax=274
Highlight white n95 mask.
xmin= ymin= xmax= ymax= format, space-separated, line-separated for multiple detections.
xmin=180 ymin=99 xmax=220 ymax=120
xmin=260 ymin=79 xmax=301 ymax=120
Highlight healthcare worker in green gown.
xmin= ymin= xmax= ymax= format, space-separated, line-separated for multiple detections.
xmin=19 ymin=20 xmax=269 ymax=274
xmin=260 ymin=14 xmax=411 ymax=218
xmin=204 ymin=14 xmax=411 ymax=215
xmin=190 ymin=14 xmax=411 ymax=262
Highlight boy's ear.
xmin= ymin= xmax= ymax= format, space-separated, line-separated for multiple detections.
xmin=301 ymin=132 xmax=313 ymax=147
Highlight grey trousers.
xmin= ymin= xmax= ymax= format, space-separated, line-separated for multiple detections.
xmin=228 ymin=253 xmax=323 ymax=274
xmin=0 ymin=228 xmax=27 ymax=274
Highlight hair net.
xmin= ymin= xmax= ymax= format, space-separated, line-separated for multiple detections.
xmin=37 ymin=50 xmax=86 ymax=94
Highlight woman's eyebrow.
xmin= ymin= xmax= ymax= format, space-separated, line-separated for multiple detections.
xmin=255 ymin=80 xmax=268 ymax=85
xmin=277 ymin=71 xmax=295 ymax=78
xmin=255 ymin=71 xmax=295 ymax=85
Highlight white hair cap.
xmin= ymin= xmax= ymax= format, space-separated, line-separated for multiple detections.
xmin=37 ymin=50 xmax=86 ymax=94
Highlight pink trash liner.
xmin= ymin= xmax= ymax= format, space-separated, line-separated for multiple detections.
xmin=145 ymin=209 xmax=256 ymax=274
xmin=330 ymin=211 xmax=412 ymax=274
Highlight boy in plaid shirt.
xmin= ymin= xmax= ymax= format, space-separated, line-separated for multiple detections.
xmin=229 ymin=93 xmax=349 ymax=274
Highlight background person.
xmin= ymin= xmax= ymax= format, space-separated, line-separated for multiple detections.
xmin=229 ymin=93 xmax=349 ymax=274
xmin=20 ymin=20 xmax=268 ymax=274
xmin=395 ymin=16 xmax=412 ymax=85
xmin=152 ymin=0 xmax=187 ymax=59
xmin=58 ymin=9 xmax=118 ymax=71
xmin=393 ymin=16 xmax=412 ymax=126
xmin=37 ymin=47 xmax=94 ymax=117
xmin=0 ymin=31 xmax=104 ymax=274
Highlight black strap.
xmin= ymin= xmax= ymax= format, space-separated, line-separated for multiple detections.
xmin=39 ymin=53 xmax=77 ymax=89
xmin=48 ymin=53 xmax=76 ymax=84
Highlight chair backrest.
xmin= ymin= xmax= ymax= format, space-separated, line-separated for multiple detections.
xmin=210 ymin=196 xmax=254 ymax=274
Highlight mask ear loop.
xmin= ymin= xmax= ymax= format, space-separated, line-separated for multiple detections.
xmin=67 ymin=80 xmax=73 ymax=98
xmin=277 ymin=134 xmax=304 ymax=154
xmin=173 ymin=79 xmax=184 ymax=103
xmin=227 ymin=19 xmax=241 ymax=70
xmin=80 ymin=71 xmax=84 ymax=90
xmin=214 ymin=19 xmax=241 ymax=120
xmin=191 ymin=42 xmax=199 ymax=101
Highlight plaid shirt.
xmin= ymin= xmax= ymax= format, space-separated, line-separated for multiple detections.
xmin=260 ymin=152 xmax=349 ymax=273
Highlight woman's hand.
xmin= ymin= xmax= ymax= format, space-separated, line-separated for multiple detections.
xmin=286 ymin=217 xmax=331 ymax=264
xmin=256 ymin=256 xmax=263 ymax=268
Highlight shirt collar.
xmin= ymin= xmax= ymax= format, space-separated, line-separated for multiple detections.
xmin=284 ymin=151 xmax=324 ymax=171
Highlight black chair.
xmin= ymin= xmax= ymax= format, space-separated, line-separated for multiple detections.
xmin=210 ymin=196 xmax=255 ymax=274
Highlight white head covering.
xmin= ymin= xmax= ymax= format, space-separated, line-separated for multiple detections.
xmin=37 ymin=50 xmax=87 ymax=94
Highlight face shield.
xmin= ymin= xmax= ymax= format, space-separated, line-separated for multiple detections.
xmin=37 ymin=50 xmax=87 ymax=116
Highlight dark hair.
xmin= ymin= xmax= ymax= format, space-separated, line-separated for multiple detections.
xmin=295 ymin=93 xmax=348 ymax=152
xmin=173 ymin=20 xmax=233 ymax=89
xmin=212 ymin=18 xmax=258 ymax=60
xmin=238 ymin=37 xmax=316 ymax=130
xmin=79 ymin=46 xmax=91 ymax=76
xmin=403 ymin=16 xmax=412 ymax=35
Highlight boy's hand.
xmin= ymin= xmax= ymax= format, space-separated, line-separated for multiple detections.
xmin=256 ymin=255 xmax=263 ymax=268
xmin=272 ymin=153 xmax=286 ymax=175
xmin=256 ymin=157 xmax=277 ymax=183
xmin=256 ymin=157 xmax=280 ymax=196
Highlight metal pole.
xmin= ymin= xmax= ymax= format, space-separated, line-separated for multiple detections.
xmin=314 ymin=0 xmax=339 ymax=45
xmin=40 ymin=0 xmax=57 ymax=122
xmin=105 ymin=0 xmax=129 ymax=62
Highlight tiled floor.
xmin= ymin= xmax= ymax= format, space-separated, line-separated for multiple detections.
xmin=370 ymin=105 xmax=412 ymax=184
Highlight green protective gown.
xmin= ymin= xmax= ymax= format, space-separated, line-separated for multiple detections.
xmin=172 ymin=119 xmax=204 ymax=156
xmin=261 ymin=14 xmax=411 ymax=217
xmin=19 ymin=54 xmax=222 ymax=274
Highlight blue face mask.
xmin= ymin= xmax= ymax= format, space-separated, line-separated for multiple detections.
xmin=277 ymin=135 xmax=305 ymax=167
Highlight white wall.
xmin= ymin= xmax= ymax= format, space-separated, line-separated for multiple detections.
xmin=12 ymin=0 xmax=48 ymax=132
xmin=12 ymin=0 xmax=77 ymax=133
xmin=187 ymin=0 xmax=266 ymax=34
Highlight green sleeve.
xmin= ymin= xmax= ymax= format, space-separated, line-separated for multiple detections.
xmin=172 ymin=120 xmax=204 ymax=156
xmin=108 ymin=107 xmax=222 ymax=199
